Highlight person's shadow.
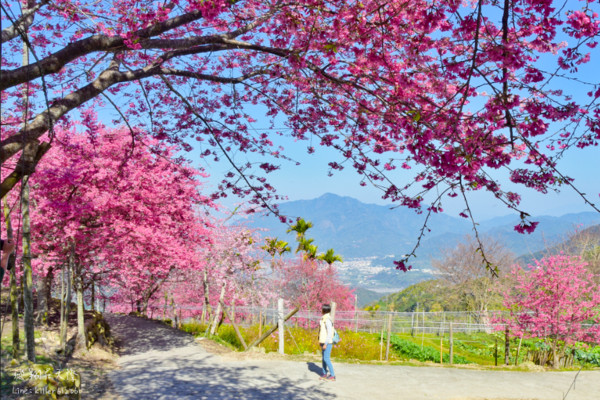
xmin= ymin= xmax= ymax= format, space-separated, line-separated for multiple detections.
xmin=307 ymin=362 xmax=322 ymax=377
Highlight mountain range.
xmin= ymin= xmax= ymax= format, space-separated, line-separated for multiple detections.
xmin=248 ymin=193 xmax=600 ymax=258
xmin=246 ymin=193 xmax=600 ymax=293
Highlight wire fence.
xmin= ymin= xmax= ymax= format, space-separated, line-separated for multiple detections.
xmin=149 ymin=304 xmax=598 ymax=338
xmin=146 ymin=303 xmax=600 ymax=367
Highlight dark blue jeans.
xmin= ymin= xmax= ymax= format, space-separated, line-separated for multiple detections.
xmin=321 ymin=343 xmax=335 ymax=377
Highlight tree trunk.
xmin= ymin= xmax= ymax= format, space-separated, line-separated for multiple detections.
xmin=36 ymin=265 xmax=52 ymax=325
xmin=552 ymin=338 xmax=559 ymax=369
xmin=163 ymin=293 xmax=168 ymax=321
xmin=209 ymin=282 xmax=226 ymax=335
xmin=504 ymin=327 xmax=510 ymax=365
xmin=201 ymin=269 xmax=210 ymax=325
xmin=45 ymin=266 xmax=54 ymax=316
xmin=141 ymin=298 xmax=148 ymax=315
xmin=139 ymin=281 xmax=164 ymax=316
xmin=21 ymin=5 xmax=37 ymax=362
xmin=36 ymin=276 xmax=46 ymax=324
xmin=60 ymin=265 xmax=65 ymax=349
xmin=75 ymin=267 xmax=86 ymax=350
xmin=21 ymin=176 xmax=35 ymax=362
xmin=171 ymin=298 xmax=177 ymax=328
xmin=91 ymin=280 xmax=95 ymax=312
xmin=4 ymin=198 xmax=20 ymax=359
xmin=10 ymin=255 xmax=20 ymax=359
xmin=60 ymin=257 xmax=73 ymax=353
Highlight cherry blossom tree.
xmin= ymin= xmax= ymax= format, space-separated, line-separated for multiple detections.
xmin=499 ymin=255 xmax=600 ymax=368
xmin=274 ymin=256 xmax=355 ymax=313
xmin=2 ymin=0 xmax=600 ymax=269
xmin=28 ymin=118 xmax=214 ymax=346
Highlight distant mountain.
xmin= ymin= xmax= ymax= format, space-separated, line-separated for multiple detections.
xmin=517 ymin=224 xmax=600 ymax=266
xmin=248 ymin=193 xmax=600 ymax=260
xmin=247 ymin=193 xmax=600 ymax=290
xmin=248 ymin=193 xmax=471 ymax=258
xmin=479 ymin=213 xmax=600 ymax=258
xmin=354 ymin=287 xmax=385 ymax=308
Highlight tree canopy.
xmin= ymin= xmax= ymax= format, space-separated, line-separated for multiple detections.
xmin=2 ymin=0 xmax=600 ymax=268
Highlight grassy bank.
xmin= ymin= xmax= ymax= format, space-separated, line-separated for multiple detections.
xmin=177 ymin=319 xmax=600 ymax=370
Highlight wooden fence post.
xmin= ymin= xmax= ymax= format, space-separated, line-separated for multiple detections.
xmin=354 ymin=296 xmax=358 ymax=333
xmin=331 ymin=301 xmax=337 ymax=323
xmin=380 ymin=322 xmax=384 ymax=361
xmin=494 ymin=336 xmax=499 ymax=366
xmin=246 ymin=307 xmax=299 ymax=350
xmin=421 ymin=309 xmax=425 ymax=349
xmin=504 ymin=327 xmax=510 ymax=365
xmin=439 ymin=312 xmax=445 ymax=336
xmin=515 ymin=334 xmax=523 ymax=366
xmin=278 ymin=298 xmax=284 ymax=355
xmin=449 ymin=322 xmax=454 ymax=365
xmin=385 ymin=314 xmax=392 ymax=361
xmin=258 ymin=310 xmax=263 ymax=339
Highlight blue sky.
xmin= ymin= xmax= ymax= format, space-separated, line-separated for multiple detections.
xmin=189 ymin=60 xmax=599 ymax=221
xmin=193 ymin=131 xmax=599 ymax=220
xmin=188 ymin=4 xmax=600 ymax=221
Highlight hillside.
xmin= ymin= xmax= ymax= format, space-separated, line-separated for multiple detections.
xmin=517 ymin=224 xmax=600 ymax=267
xmin=371 ymin=226 xmax=600 ymax=312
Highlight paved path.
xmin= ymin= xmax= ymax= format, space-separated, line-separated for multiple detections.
xmin=105 ymin=314 xmax=600 ymax=400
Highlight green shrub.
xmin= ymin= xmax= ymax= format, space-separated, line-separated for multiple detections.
xmin=181 ymin=320 xmax=208 ymax=336
xmin=217 ymin=325 xmax=244 ymax=349
xmin=333 ymin=331 xmax=387 ymax=361
xmin=390 ymin=335 xmax=472 ymax=364
xmin=217 ymin=324 xmax=392 ymax=361
xmin=572 ymin=345 xmax=600 ymax=366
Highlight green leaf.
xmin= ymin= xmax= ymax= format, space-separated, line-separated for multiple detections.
xmin=324 ymin=43 xmax=338 ymax=53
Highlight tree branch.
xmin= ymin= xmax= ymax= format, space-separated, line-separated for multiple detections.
xmin=0 ymin=9 xmax=205 ymax=90
xmin=1 ymin=0 xmax=48 ymax=44
xmin=0 ymin=141 xmax=51 ymax=199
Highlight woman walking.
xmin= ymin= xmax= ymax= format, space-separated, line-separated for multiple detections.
xmin=319 ymin=303 xmax=336 ymax=381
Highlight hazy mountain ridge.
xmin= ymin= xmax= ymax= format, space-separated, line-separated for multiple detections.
xmin=249 ymin=193 xmax=600 ymax=259
xmin=249 ymin=193 xmax=471 ymax=258
xmin=248 ymin=193 xmax=600 ymax=292
xmin=517 ymin=224 xmax=600 ymax=267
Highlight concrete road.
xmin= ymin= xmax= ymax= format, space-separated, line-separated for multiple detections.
xmin=105 ymin=314 xmax=600 ymax=400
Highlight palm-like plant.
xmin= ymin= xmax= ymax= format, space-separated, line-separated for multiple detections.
xmin=287 ymin=218 xmax=313 ymax=240
xmin=297 ymin=237 xmax=318 ymax=259
xmin=318 ymin=248 xmax=343 ymax=266
xmin=262 ymin=237 xmax=291 ymax=257
xmin=262 ymin=237 xmax=291 ymax=269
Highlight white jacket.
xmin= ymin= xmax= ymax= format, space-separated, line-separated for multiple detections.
xmin=319 ymin=313 xmax=334 ymax=344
